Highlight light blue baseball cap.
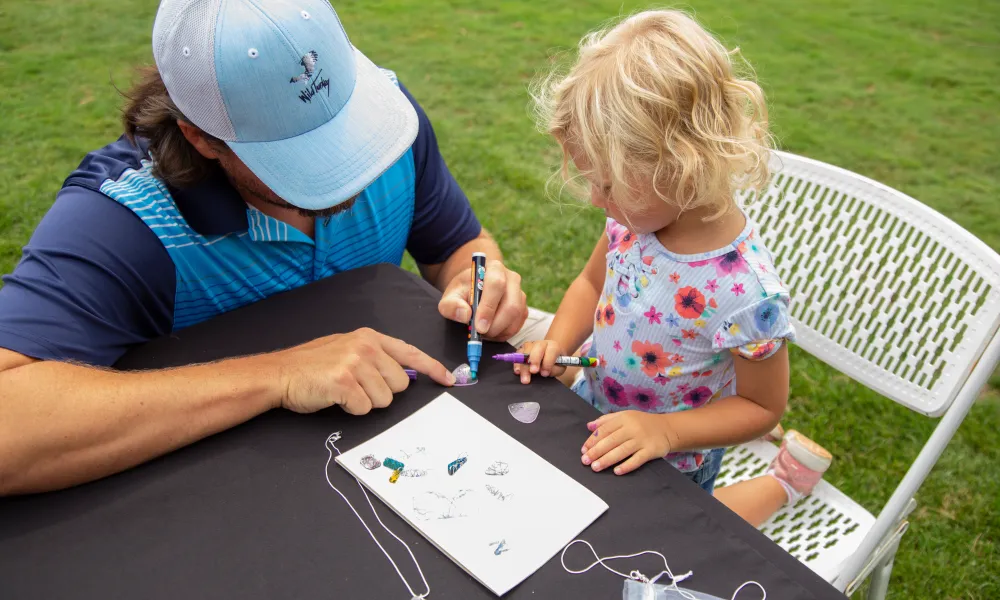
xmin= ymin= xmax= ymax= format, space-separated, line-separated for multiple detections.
xmin=152 ymin=0 xmax=418 ymax=210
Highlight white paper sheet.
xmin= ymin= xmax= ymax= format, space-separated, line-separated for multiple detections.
xmin=336 ymin=392 xmax=608 ymax=596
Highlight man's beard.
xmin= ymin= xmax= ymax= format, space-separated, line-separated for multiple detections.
xmin=237 ymin=180 xmax=358 ymax=218
xmin=214 ymin=149 xmax=360 ymax=218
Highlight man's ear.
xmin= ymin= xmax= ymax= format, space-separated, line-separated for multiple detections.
xmin=177 ymin=120 xmax=225 ymax=160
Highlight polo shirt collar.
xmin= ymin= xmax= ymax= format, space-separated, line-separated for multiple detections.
xmin=167 ymin=165 xmax=249 ymax=236
xmin=167 ymin=164 xmax=312 ymax=244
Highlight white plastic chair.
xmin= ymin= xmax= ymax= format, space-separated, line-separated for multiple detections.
xmin=716 ymin=151 xmax=1000 ymax=598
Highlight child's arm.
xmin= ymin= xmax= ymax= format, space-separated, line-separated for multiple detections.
xmin=516 ymin=233 xmax=608 ymax=383
xmin=581 ymin=347 xmax=788 ymax=475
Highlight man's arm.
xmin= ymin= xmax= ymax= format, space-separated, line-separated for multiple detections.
xmin=0 ymin=348 xmax=275 ymax=494
xmin=0 ymin=188 xmax=454 ymax=495
xmin=0 ymin=329 xmax=453 ymax=496
xmin=398 ymin=82 xmax=526 ymax=341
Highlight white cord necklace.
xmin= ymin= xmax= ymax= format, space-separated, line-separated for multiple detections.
xmin=324 ymin=432 xmax=430 ymax=599
xmin=561 ymin=539 xmax=766 ymax=600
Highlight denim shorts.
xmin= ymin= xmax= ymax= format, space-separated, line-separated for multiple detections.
xmin=686 ymin=447 xmax=726 ymax=494
xmin=572 ymin=373 xmax=726 ymax=494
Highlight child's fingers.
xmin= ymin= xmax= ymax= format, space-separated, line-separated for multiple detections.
xmin=582 ymin=424 xmax=609 ymax=452
xmin=540 ymin=343 xmax=560 ymax=377
xmin=582 ymin=429 xmax=602 ymax=452
xmin=613 ymin=449 xmax=651 ymax=476
xmin=590 ymin=439 xmax=638 ymax=472
xmin=527 ymin=342 xmax=547 ymax=374
xmin=587 ymin=413 xmax=615 ymax=432
xmin=514 ymin=342 xmax=533 ymax=383
xmin=583 ymin=414 xmax=620 ymax=451
xmin=582 ymin=428 xmax=626 ymax=465
xmin=520 ymin=366 xmax=532 ymax=384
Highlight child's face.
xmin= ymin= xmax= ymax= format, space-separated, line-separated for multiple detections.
xmin=567 ymin=143 xmax=679 ymax=234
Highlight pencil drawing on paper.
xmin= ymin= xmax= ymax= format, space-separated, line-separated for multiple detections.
xmin=399 ymin=468 xmax=429 ymax=478
xmin=485 ymin=484 xmax=513 ymax=502
xmin=412 ymin=489 xmax=474 ymax=521
xmin=398 ymin=446 xmax=427 ymax=460
xmin=485 ymin=460 xmax=509 ymax=476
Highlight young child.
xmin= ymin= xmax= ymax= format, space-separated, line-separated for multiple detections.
xmin=520 ymin=9 xmax=832 ymax=526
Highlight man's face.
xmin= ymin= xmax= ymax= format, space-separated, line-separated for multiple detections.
xmin=214 ymin=146 xmax=358 ymax=218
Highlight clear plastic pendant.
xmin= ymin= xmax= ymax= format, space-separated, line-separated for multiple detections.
xmin=452 ymin=363 xmax=478 ymax=386
xmin=508 ymin=402 xmax=540 ymax=424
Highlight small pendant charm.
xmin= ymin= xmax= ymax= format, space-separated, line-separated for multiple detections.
xmin=447 ymin=455 xmax=468 ymax=476
xmin=508 ymin=402 xmax=540 ymax=424
xmin=360 ymin=454 xmax=381 ymax=470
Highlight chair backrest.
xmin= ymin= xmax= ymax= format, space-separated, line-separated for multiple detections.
xmin=742 ymin=151 xmax=1000 ymax=416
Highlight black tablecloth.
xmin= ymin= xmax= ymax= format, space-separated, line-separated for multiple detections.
xmin=0 ymin=265 xmax=844 ymax=600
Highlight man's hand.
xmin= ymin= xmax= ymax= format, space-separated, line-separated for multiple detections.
xmin=274 ymin=328 xmax=455 ymax=414
xmin=580 ymin=411 xmax=673 ymax=476
xmin=437 ymin=259 xmax=527 ymax=342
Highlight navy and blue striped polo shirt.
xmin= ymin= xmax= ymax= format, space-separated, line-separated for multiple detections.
xmin=0 ymin=82 xmax=480 ymax=366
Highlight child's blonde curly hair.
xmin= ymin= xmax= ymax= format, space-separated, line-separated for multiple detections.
xmin=533 ymin=9 xmax=774 ymax=220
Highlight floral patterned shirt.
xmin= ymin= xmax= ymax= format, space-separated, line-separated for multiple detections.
xmin=577 ymin=216 xmax=795 ymax=473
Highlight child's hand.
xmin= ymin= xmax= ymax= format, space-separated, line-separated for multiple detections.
xmin=580 ymin=411 xmax=671 ymax=475
xmin=514 ymin=340 xmax=567 ymax=384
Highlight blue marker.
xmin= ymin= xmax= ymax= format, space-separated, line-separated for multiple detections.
xmin=467 ymin=253 xmax=487 ymax=380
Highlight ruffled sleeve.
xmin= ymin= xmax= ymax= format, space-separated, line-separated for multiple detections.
xmin=712 ymin=293 xmax=796 ymax=361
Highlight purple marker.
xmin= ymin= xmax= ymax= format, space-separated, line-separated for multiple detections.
xmin=405 ymin=369 xmax=418 ymax=381
xmin=492 ymin=353 xmax=598 ymax=368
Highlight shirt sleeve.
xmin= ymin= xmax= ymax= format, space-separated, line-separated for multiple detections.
xmin=712 ymin=293 xmax=796 ymax=361
xmin=398 ymin=82 xmax=482 ymax=265
xmin=0 ymin=185 xmax=175 ymax=366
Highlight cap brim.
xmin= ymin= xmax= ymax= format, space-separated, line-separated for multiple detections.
xmin=226 ymin=48 xmax=418 ymax=210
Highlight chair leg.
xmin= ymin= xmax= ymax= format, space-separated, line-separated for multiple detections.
xmin=864 ymin=543 xmax=899 ymax=600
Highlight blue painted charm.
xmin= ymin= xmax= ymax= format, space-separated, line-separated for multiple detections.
xmin=447 ymin=456 xmax=467 ymax=476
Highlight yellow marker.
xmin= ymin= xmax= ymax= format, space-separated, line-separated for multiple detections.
xmin=389 ymin=468 xmax=402 ymax=483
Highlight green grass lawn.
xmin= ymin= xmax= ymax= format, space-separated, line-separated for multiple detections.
xmin=1 ymin=0 xmax=998 ymax=597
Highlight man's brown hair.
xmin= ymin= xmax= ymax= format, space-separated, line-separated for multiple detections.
xmin=121 ymin=67 xmax=227 ymax=188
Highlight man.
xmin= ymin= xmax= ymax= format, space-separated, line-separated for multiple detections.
xmin=0 ymin=0 xmax=531 ymax=495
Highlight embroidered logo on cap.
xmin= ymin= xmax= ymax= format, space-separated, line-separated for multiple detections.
xmin=290 ymin=50 xmax=330 ymax=104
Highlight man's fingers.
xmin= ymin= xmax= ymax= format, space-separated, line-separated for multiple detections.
xmin=437 ymin=282 xmax=471 ymax=324
xmin=356 ymin=362 xmax=394 ymax=409
xmin=378 ymin=333 xmax=455 ymax=386
xmin=474 ymin=263 xmax=507 ymax=334
xmin=496 ymin=317 xmax=525 ymax=344
xmin=374 ymin=350 xmax=411 ymax=394
xmin=485 ymin=277 xmax=526 ymax=340
xmin=338 ymin=381 xmax=374 ymax=415
xmin=590 ymin=440 xmax=638 ymax=472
